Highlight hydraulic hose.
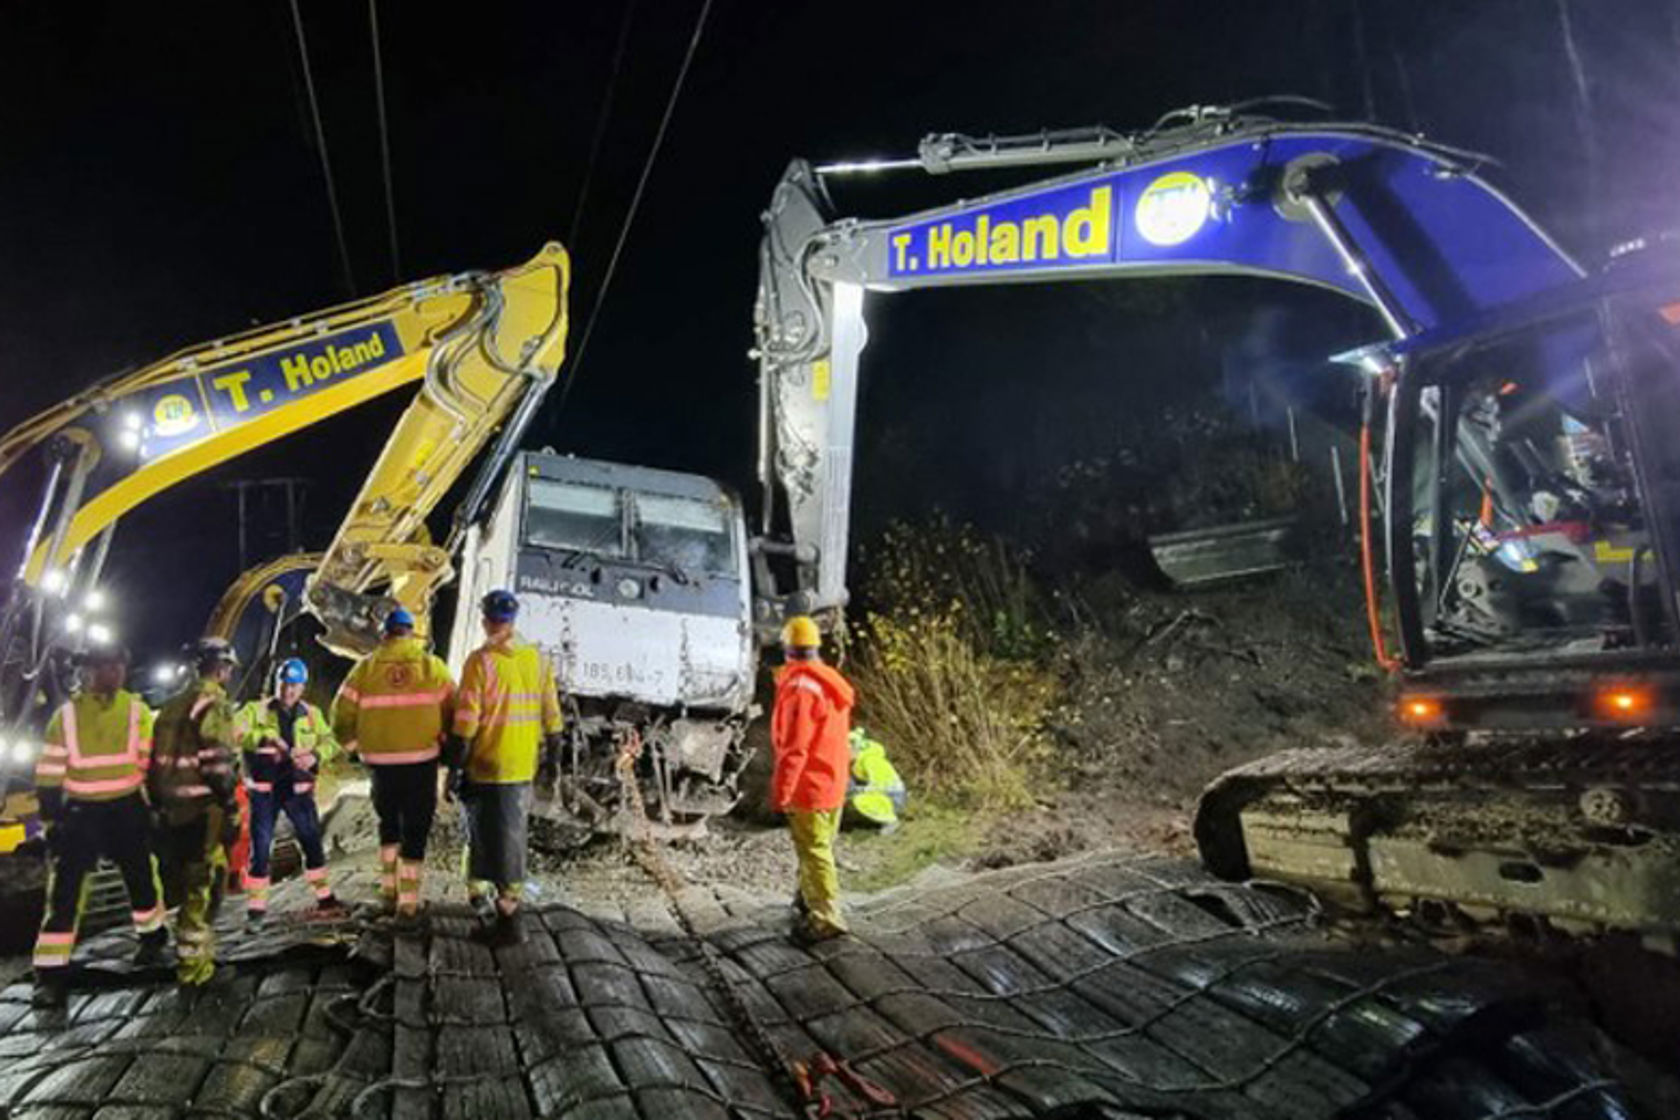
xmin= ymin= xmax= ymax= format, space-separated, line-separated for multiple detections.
xmin=1360 ymin=419 xmax=1402 ymax=672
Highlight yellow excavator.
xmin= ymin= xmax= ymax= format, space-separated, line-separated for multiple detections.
xmin=0 ymin=243 xmax=566 ymax=949
xmin=0 ymin=240 xmax=570 ymax=769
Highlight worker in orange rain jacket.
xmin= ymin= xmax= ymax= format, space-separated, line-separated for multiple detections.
xmin=331 ymin=607 xmax=453 ymax=924
xmin=30 ymin=644 xmax=167 ymax=1008
xmin=444 ymin=589 xmax=563 ymax=948
xmin=770 ymin=615 xmax=855 ymax=945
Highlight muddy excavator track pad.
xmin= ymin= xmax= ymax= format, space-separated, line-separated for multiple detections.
xmin=0 ymin=852 xmax=1642 ymax=1118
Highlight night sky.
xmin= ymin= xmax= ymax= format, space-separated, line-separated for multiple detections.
xmin=4 ymin=0 xmax=1679 ymax=662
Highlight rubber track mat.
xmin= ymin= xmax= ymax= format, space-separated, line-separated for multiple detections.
xmin=0 ymin=853 xmax=1641 ymax=1118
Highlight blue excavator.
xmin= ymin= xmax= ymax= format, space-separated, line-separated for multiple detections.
xmin=751 ymin=105 xmax=1680 ymax=946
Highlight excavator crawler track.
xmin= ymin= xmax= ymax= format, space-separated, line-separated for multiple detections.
xmin=1196 ymin=736 xmax=1680 ymax=944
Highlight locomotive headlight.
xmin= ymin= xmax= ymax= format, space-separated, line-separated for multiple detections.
xmin=12 ymin=740 xmax=34 ymax=764
xmin=616 ymin=577 xmax=642 ymax=600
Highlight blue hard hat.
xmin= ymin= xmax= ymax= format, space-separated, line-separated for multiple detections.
xmin=383 ymin=607 xmax=416 ymax=634
xmin=276 ymin=657 xmax=309 ymax=686
xmin=480 ymin=589 xmax=519 ymax=622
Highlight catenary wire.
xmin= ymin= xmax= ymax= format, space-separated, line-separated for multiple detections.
xmin=554 ymin=0 xmax=715 ymax=415
xmin=568 ymin=0 xmax=641 ymax=248
xmin=287 ymin=0 xmax=358 ymax=297
xmin=369 ymin=0 xmax=403 ymax=283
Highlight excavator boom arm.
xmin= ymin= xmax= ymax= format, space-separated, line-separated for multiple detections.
xmin=754 ymin=114 xmax=1581 ymax=611
xmin=1 ymin=241 xmax=568 ymax=666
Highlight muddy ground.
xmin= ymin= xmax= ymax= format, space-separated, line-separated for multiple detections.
xmin=5 ymin=557 xmax=1678 ymax=1100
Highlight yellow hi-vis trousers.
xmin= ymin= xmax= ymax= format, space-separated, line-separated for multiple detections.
xmin=162 ymin=806 xmax=229 ymax=986
xmin=788 ymin=808 xmax=848 ymax=936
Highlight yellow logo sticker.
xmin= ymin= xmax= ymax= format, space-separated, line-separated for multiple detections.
xmin=152 ymin=393 xmax=200 ymax=437
xmin=1135 ymin=171 xmax=1212 ymax=247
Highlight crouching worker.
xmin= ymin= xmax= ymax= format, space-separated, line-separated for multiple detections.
xmin=31 ymin=645 xmax=167 ymax=1008
xmin=846 ymin=727 xmax=907 ymax=833
xmin=444 ymin=590 xmax=562 ymax=948
xmin=237 ymin=658 xmax=341 ymax=925
xmin=332 ymin=608 xmax=453 ymax=924
xmin=771 ymin=616 xmax=855 ymax=945
xmin=150 ymin=638 xmax=242 ymax=989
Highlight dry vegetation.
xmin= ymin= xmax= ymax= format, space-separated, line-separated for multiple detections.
xmin=847 ymin=520 xmax=1061 ymax=811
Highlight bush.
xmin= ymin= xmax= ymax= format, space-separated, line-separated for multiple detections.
xmin=849 ymin=521 xmax=1060 ymax=810
xmin=859 ymin=518 xmax=1053 ymax=663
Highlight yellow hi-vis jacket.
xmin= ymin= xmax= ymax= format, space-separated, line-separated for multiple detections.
xmin=36 ymin=690 xmax=155 ymax=804
xmin=452 ymin=634 xmax=563 ymax=784
xmin=235 ymin=699 xmax=338 ymax=794
xmin=847 ymin=728 xmax=907 ymax=826
xmin=331 ymin=636 xmax=454 ymax=765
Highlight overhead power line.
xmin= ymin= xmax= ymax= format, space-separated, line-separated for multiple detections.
xmin=557 ymin=0 xmax=716 ymax=413
xmin=369 ymin=0 xmax=403 ymax=283
xmin=568 ymin=0 xmax=641 ymax=248
xmin=288 ymin=0 xmax=358 ymax=297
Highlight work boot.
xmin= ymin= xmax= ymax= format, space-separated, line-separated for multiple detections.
xmin=245 ymin=910 xmax=267 ymax=932
xmin=469 ymin=892 xmax=496 ymax=925
xmin=31 ymin=976 xmax=67 ymax=1009
xmin=791 ymin=891 xmax=809 ymax=917
xmin=132 ymin=929 xmax=170 ymax=969
xmin=189 ymin=963 xmax=240 ymax=995
xmin=316 ymin=894 xmax=346 ymax=915
xmin=390 ymin=908 xmax=424 ymax=936
xmin=790 ymin=918 xmax=849 ymax=949
xmin=474 ymin=910 xmax=525 ymax=949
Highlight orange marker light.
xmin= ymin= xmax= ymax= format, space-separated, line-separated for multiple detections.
xmin=1399 ymin=696 xmax=1444 ymax=726
xmin=1594 ymin=685 xmax=1654 ymax=722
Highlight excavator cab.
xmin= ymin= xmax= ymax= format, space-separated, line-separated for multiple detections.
xmin=1385 ymin=259 xmax=1680 ymax=729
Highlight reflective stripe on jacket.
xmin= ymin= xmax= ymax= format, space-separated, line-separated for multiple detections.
xmin=770 ymin=660 xmax=855 ymax=813
xmin=236 ymin=699 xmax=337 ymax=794
xmin=148 ymin=679 xmax=238 ymax=820
xmin=36 ymin=691 xmax=155 ymax=803
xmin=452 ymin=634 xmax=563 ymax=784
xmin=331 ymin=636 xmax=454 ymax=765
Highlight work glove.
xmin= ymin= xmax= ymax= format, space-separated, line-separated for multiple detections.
xmin=535 ymin=734 xmax=563 ymax=797
xmin=220 ymin=807 xmax=242 ymax=850
xmin=441 ymin=734 xmax=470 ymax=770
xmin=445 ymin=766 xmax=468 ymax=805
xmin=36 ymin=787 xmax=63 ymax=826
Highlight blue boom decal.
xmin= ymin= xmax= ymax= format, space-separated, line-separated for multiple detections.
xmin=883 ymin=130 xmax=1579 ymax=332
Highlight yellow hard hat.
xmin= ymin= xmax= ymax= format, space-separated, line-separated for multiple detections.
xmin=781 ymin=615 xmax=822 ymax=649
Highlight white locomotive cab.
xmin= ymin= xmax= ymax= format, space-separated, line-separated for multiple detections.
xmin=449 ymin=452 xmax=758 ymax=838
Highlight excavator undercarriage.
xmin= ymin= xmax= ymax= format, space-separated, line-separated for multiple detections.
xmin=1198 ymin=734 xmax=1680 ymax=947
